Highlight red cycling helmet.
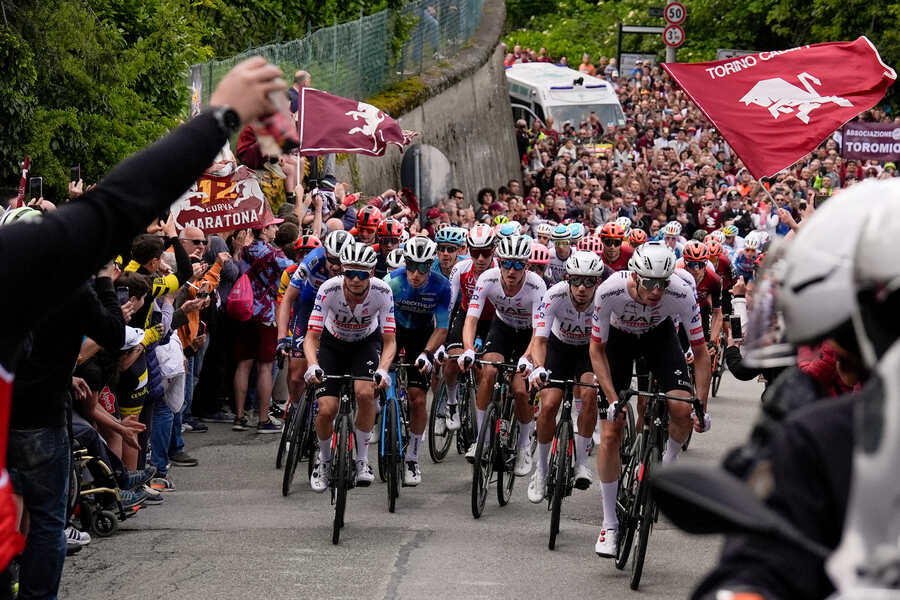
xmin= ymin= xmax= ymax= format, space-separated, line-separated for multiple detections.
xmin=705 ymin=239 xmax=724 ymax=259
xmin=377 ymin=218 xmax=403 ymax=238
xmin=682 ymin=240 xmax=710 ymax=262
xmin=529 ymin=243 xmax=551 ymax=265
xmin=599 ymin=222 xmax=626 ymax=239
xmin=356 ymin=205 xmax=384 ymax=230
xmin=293 ymin=235 xmax=322 ymax=251
xmin=576 ymin=236 xmax=603 ymax=253
xmin=628 ymin=228 xmax=648 ymax=247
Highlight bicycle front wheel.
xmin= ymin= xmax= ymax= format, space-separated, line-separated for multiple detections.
xmin=630 ymin=440 xmax=659 ymax=590
xmin=428 ymin=384 xmax=453 ymax=463
xmin=276 ymin=400 xmax=297 ymax=470
xmin=332 ymin=416 xmax=352 ymax=545
xmin=471 ymin=403 xmax=497 ymax=519
xmin=615 ymin=431 xmax=641 ymax=570
xmin=385 ymin=398 xmax=400 ymax=513
xmin=281 ymin=398 xmax=306 ymax=496
xmin=548 ymin=422 xmax=573 ymax=550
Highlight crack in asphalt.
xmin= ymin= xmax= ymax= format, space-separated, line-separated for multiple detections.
xmin=384 ymin=529 xmax=432 ymax=599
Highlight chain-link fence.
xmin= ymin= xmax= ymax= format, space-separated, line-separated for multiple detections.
xmin=189 ymin=0 xmax=485 ymax=112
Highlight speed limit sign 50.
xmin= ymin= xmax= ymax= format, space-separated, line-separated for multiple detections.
xmin=664 ymin=2 xmax=686 ymax=25
xmin=663 ymin=24 xmax=684 ymax=48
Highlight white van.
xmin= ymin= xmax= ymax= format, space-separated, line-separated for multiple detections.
xmin=505 ymin=62 xmax=626 ymax=131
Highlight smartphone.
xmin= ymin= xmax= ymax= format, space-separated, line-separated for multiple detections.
xmin=198 ymin=320 xmax=207 ymax=336
xmin=29 ymin=177 xmax=42 ymax=200
xmin=116 ymin=288 xmax=130 ymax=305
xmin=730 ymin=316 xmax=743 ymax=341
xmin=70 ymin=165 xmax=80 ymax=183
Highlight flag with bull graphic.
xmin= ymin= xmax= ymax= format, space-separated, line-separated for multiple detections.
xmin=297 ymin=88 xmax=418 ymax=156
xmin=663 ymin=37 xmax=896 ymax=179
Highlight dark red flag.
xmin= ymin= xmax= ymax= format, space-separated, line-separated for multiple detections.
xmin=663 ymin=37 xmax=896 ymax=178
xmin=297 ymin=88 xmax=417 ymax=156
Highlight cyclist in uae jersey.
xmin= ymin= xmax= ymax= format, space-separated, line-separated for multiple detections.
xmin=526 ymin=251 xmax=611 ymax=504
xmin=679 ymin=241 xmax=724 ymax=342
xmin=458 ymin=235 xmax=546 ymax=476
xmin=546 ymin=224 xmax=572 ymax=284
xmin=439 ymin=224 xmax=497 ymax=432
xmin=303 ymin=242 xmax=396 ymax=492
xmin=598 ymin=222 xmax=634 ymax=271
xmin=589 ymin=241 xmax=712 ymax=559
xmin=384 ymin=237 xmax=451 ymax=485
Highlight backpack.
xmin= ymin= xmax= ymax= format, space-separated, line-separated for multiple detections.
xmin=226 ymin=272 xmax=253 ymax=321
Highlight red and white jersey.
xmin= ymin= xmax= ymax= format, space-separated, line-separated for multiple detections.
xmin=308 ymin=276 xmax=396 ymax=341
xmin=467 ymin=267 xmax=547 ymax=330
xmin=533 ymin=281 xmax=595 ymax=346
xmin=449 ymin=257 xmax=497 ymax=319
xmin=591 ymin=271 xmax=703 ymax=345
xmin=601 ymin=243 xmax=634 ymax=272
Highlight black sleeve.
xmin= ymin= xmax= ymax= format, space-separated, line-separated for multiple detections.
xmin=0 ymin=113 xmax=226 ymax=342
xmin=81 ymin=277 xmax=126 ymax=352
xmin=725 ymin=345 xmax=760 ymax=381
xmin=169 ymin=236 xmax=193 ymax=287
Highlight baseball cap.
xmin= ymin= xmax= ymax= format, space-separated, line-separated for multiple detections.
xmin=886 ymin=162 xmax=896 ymax=170
xmin=258 ymin=211 xmax=284 ymax=227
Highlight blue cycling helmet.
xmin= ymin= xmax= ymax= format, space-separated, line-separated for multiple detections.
xmin=567 ymin=222 xmax=586 ymax=242
xmin=435 ymin=226 xmax=467 ymax=247
xmin=550 ymin=223 xmax=570 ymax=243
xmin=497 ymin=222 xmax=519 ymax=238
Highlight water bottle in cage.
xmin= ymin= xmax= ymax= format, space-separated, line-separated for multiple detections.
xmin=474 ymin=336 xmax=483 ymax=352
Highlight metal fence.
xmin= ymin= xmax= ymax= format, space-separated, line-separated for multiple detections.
xmin=189 ymin=0 xmax=485 ymax=111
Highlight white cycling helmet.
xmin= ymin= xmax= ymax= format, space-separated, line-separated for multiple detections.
xmin=550 ymin=223 xmax=570 ymax=243
xmin=340 ymin=241 xmax=377 ymax=268
xmin=662 ymin=221 xmax=682 ymax=237
xmin=744 ymin=233 xmax=761 ymax=250
xmin=324 ymin=230 xmax=355 ymax=258
xmin=536 ymin=223 xmax=554 ymax=238
xmin=403 ymin=235 xmax=438 ymax=262
xmin=628 ymin=241 xmax=676 ymax=278
xmin=386 ymin=247 xmax=405 ymax=270
xmin=496 ymin=234 xmax=533 ymax=260
xmin=615 ymin=216 xmax=633 ymax=235
xmin=565 ymin=250 xmax=605 ymax=277
xmin=400 ymin=229 xmax=410 ymax=244
xmin=467 ymin=223 xmax=496 ymax=248
xmin=710 ymin=229 xmax=726 ymax=244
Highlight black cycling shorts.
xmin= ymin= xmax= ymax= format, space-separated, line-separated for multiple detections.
xmin=315 ymin=329 xmax=380 ymax=398
xmin=544 ymin=334 xmax=592 ymax=390
xmin=482 ymin=319 xmax=532 ymax=365
xmin=445 ymin=310 xmax=492 ymax=351
xmin=606 ymin=318 xmax=692 ymax=399
xmin=395 ymin=326 xmax=432 ymax=391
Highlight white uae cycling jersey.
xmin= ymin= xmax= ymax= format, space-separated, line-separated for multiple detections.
xmin=308 ymin=276 xmax=396 ymax=341
xmin=590 ymin=270 xmax=703 ymax=345
xmin=467 ymin=267 xmax=547 ymax=330
xmin=533 ymin=281 xmax=595 ymax=345
xmin=547 ymin=245 xmax=571 ymax=285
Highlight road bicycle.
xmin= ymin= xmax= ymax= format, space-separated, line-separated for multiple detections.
xmin=429 ymin=364 xmax=478 ymax=462
xmin=710 ymin=333 xmax=727 ymax=398
xmin=379 ymin=361 xmax=413 ymax=513
xmin=280 ymin=386 xmax=318 ymax=497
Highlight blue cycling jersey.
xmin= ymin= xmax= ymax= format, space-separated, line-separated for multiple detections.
xmin=288 ymin=247 xmax=332 ymax=335
xmin=384 ymin=268 xmax=451 ymax=330
xmin=733 ymin=251 xmax=756 ymax=282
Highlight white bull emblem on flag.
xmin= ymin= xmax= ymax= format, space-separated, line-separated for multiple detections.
xmin=739 ymin=72 xmax=853 ymax=124
xmin=346 ymin=102 xmax=387 ymax=152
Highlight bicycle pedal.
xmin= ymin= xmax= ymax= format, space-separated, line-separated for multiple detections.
xmin=356 ymin=480 xmax=371 ymax=488
xmin=574 ymin=479 xmax=591 ymax=491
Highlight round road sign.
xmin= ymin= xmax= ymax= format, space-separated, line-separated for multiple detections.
xmin=664 ymin=2 xmax=687 ymax=25
xmin=663 ymin=24 xmax=685 ymax=48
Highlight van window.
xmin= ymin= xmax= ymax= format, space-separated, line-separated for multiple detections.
xmin=547 ymin=104 xmax=625 ymax=128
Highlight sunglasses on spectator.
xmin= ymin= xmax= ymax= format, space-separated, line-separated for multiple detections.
xmin=326 ymin=255 xmax=343 ymax=266
xmin=638 ymin=276 xmax=668 ymax=291
xmin=437 ymin=245 xmax=459 ymax=254
xmin=406 ymin=260 xmax=433 ymax=274
xmin=454 ymin=194 xmax=464 ymax=200
xmin=602 ymin=238 xmax=622 ymax=247
xmin=344 ymin=270 xmax=371 ymax=280
xmin=686 ymin=261 xmax=706 ymax=270
xmin=470 ymin=248 xmax=493 ymax=259
xmin=500 ymin=259 xmax=526 ymax=271
xmin=186 ymin=238 xmax=208 ymax=246
xmin=379 ymin=236 xmax=400 ymax=246
xmin=568 ymin=275 xmax=599 ymax=288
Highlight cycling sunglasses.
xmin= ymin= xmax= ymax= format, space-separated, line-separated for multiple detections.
xmin=638 ymin=276 xmax=668 ymax=291
xmin=344 ymin=270 xmax=371 ymax=280
xmin=568 ymin=275 xmax=599 ymax=288
xmin=406 ymin=260 xmax=433 ymax=274
xmin=686 ymin=261 xmax=706 ymax=270
xmin=500 ymin=259 xmax=526 ymax=271
xmin=437 ymin=245 xmax=459 ymax=254
xmin=602 ymin=238 xmax=622 ymax=247
xmin=470 ymin=248 xmax=493 ymax=259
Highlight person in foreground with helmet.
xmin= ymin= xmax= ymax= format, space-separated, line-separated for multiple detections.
xmin=598 ymin=221 xmax=633 ymax=272
xmin=547 ymin=224 xmax=572 ymax=284
xmin=433 ymin=226 xmax=466 ymax=278
xmin=590 ymin=240 xmax=712 ymax=557
xmin=678 ymin=240 xmax=724 ymax=344
xmin=660 ymin=220 xmax=686 ymax=258
xmin=526 ymin=250 xmax=612 ymax=503
xmin=383 ymin=237 xmax=451 ymax=485
xmin=303 ymin=242 xmax=396 ymax=491
xmin=458 ymin=235 xmax=547 ymax=475
xmin=528 ymin=242 xmax=551 ymax=282
xmin=440 ymin=224 xmax=498 ymax=432
xmin=277 ymin=230 xmax=354 ymax=404
xmin=373 ymin=218 xmax=404 ymax=279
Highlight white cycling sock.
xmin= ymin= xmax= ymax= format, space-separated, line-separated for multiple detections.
xmin=475 ymin=408 xmax=485 ymax=438
xmin=663 ymin=437 xmax=682 ymax=465
xmin=517 ymin=420 xmax=533 ymax=449
xmin=446 ymin=383 xmax=458 ymax=405
xmin=405 ymin=433 xmax=423 ymax=461
xmin=318 ymin=438 xmax=332 ymax=463
xmin=354 ymin=428 xmax=370 ymax=463
xmin=536 ymin=441 xmax=551 ymax=474
xmin=575 ymin=434 xmax=592 ymax=467
xmin=600 ymin=480 xmax=619 ymax=529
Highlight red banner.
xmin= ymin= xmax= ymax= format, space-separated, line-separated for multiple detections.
xmin=297 ymin=88 xmax=417 ymax=156
xmin=14 ymin=157 xmax=29 ymax=209
xmin=663 ymin=37 xmax=896 ymax=178
xmin=170 ymin=166 xmax=268 ymax=234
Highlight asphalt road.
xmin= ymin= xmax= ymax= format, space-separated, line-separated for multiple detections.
xmin=62 ymin=372 xmax=763 ymax=600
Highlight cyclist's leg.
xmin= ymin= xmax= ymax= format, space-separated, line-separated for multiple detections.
xmin=643 ymin=319 xmax=693 ymax=463
xmin=443 ymin=313 xmax=465 ymax=401
xmin=350 ymin=332 xmax=380 ymax=467
xmin=287 ymin=324 xmax=308 ymax=402
xmin=476 ymin=320 xmax=508 ymax=435
xmin=575 ymin=371 xmax=597 ymax=469
xmin=400 ymin=326 xmax=430 ymax=462
xmin=535 ymin=386 xmax=562 ymax=473
xmin=314 ymin=331 xmax=347 ymax=461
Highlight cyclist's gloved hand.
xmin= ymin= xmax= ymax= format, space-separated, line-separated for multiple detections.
xmin=606 ymin=402 xmax=619 ymax=422
xmin=374 ymin=368 xmax=390 ymax=389
xmin=276 ymin=337 xmax=290 ymax=355
xmin=434 ymin=345 xmax=448 ymax=365
xmin=304 ymin=364 xmax=324 ymax=384
xmin=416 ymin=352 xmax=433 ymax=374
xmin=528 ymin=366 xmax=549 ymax=388
xmin=516 ymin=356 xmax=533 ymax=374
xmin=685 ymin=348 xmax=695 ymax=364
xmin=458 ymin=348 xmax=475 ymax=370
xmin=692 ymin=409 xmax=711 ymax=433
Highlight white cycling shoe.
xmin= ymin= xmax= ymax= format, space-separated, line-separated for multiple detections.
xmin=310 ymin=457 xmax=330 ymax=493
xmin=514 ymin=447 xmax=533 ymax=476
xmin=355 ymin=461 xmax=375 ymax=486
xmin=465 ymin=443 xmax=477 ymax=464
xmin=527 ymin=469 xmax=547 ymax=503
xmin=595 ymin=527 xmax=618 ymax=558
xmin=574 ymin=463 xmax=593 ymax=490
xmin=445 ymin=404 xmax=461 ymax=431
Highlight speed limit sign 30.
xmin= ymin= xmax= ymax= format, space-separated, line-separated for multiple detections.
xmin=663 ymin=24 xmax=684 ymax=47
xmin=664 ymin=2 xmax=686 ymax=25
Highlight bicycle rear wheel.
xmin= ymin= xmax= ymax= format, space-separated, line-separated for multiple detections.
xmin=471 ymin=404 xmax=497 ymax=519
xmin=630 ymin=440 xmax=659 ymax=590
xmin=548 ymin=421 xmax=572 ymax=550
xmin=428 ymin=384 xmax=453 ymax=463
xmin=281 ymin=397 xmax=307 ymax=497
xmin=457 ymin=377 xmax=477 ymax=454
xmin=385 ymin=398 xmax=400 ymax=513
xmin=276 ymin=400 xmax=297 ymax=470
xmin=332 ymin=417 xmax=351 ymax=545
xmin=615 ymin=431 xmax=641 ymax=570
xmin=497 ymin=415 xmax=518 ymax=507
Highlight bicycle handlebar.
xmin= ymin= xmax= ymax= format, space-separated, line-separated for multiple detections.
xmin=475 ymin=359 xmax=519 ymax=370
xmin=613 ymin=389 xmax=705 ymax=424
xmin=544 ymin=378 xmax=600 ymax=389
xmin=320 ymin=374 xmax=375 ymax=383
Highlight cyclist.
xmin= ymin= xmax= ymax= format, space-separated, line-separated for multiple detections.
xmin=598 ymin=222 xmax=633 ymax=272
xmin=629 ymin=228 xmax=648 ymax=249
xmin=351 ymin=205 xmax=383 ymax=246
xmin=441 ymin=224 xmax=498 ymax=432
xmin=721 ymin=224 xmax=744 ymax=260
xmin=277 ymin=235 xmax=321 ymax=305
xmin=384 ymin=236 xmax=451 ymax=485
xmin=433 ymin=226 xmax=466 ymax=278
xmin=705 ymin=238 xmax=737 ymax=334
xmin=615 ymin=216 xmax=633 ymax=237
xmin=374 ymin=218 xmax=404 ymax=279
xmin=535 ymin=222 xmax=553 ymax=247
xmin=733 ymin=234 xmax=761 ymax=282
xmin=589 ymin=241 xmax=712 ymax=557
xmin=386 ymin=248 xmax=404 ymax=271
xmin=303 ymin=242 xmax=396 ymax=491
xmin=277 ymin=230 xmax=353 ymax=405
xmin=458 ymin=235 xmax=547 ymax=476
xmin=527 ymin=251 xmax=610 ymax=502
xmin=528 ymin=242 xmax=551 ymax=283
xmin=660 ymin=221 xmax=685 ymax=258
xmin=547 ymin=224 xmax=572 ymax=284
xmin=679 ymin=240 xmax=723 ymax=344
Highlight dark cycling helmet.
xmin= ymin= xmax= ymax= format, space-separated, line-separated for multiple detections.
xmin=377 ymin=218 xmax=403 ymax=238
xmin=356 ymin=205 xmax=383 ymax=230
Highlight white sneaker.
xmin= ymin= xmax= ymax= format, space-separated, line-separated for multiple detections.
xmin=465 ymin=443 xmax=477 ymax=464
xmin=310 ymin=457 xmax=330 ymax=493
xmin=355 ymin=461 xmax=374 ymax=487
xmin=404 ymin=461 xmax=421 ymax=486
xmin=445 ymin=404 xmax=461 ymax=431
xmin=527 ymin=470 xmax=547 ymax=503
xmin=574 ymin=463 xmax=593 ymax=490
xmin=514 ymin=447 xmax=533 ymax=477
xmin=595 ymin=527 xmax=618 ymax=558
xmin=65 ymin=526 xmax=91 ymax=548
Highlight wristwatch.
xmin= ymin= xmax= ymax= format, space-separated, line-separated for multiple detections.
xmin=208 ymin=105 xmax=241 ymax=137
